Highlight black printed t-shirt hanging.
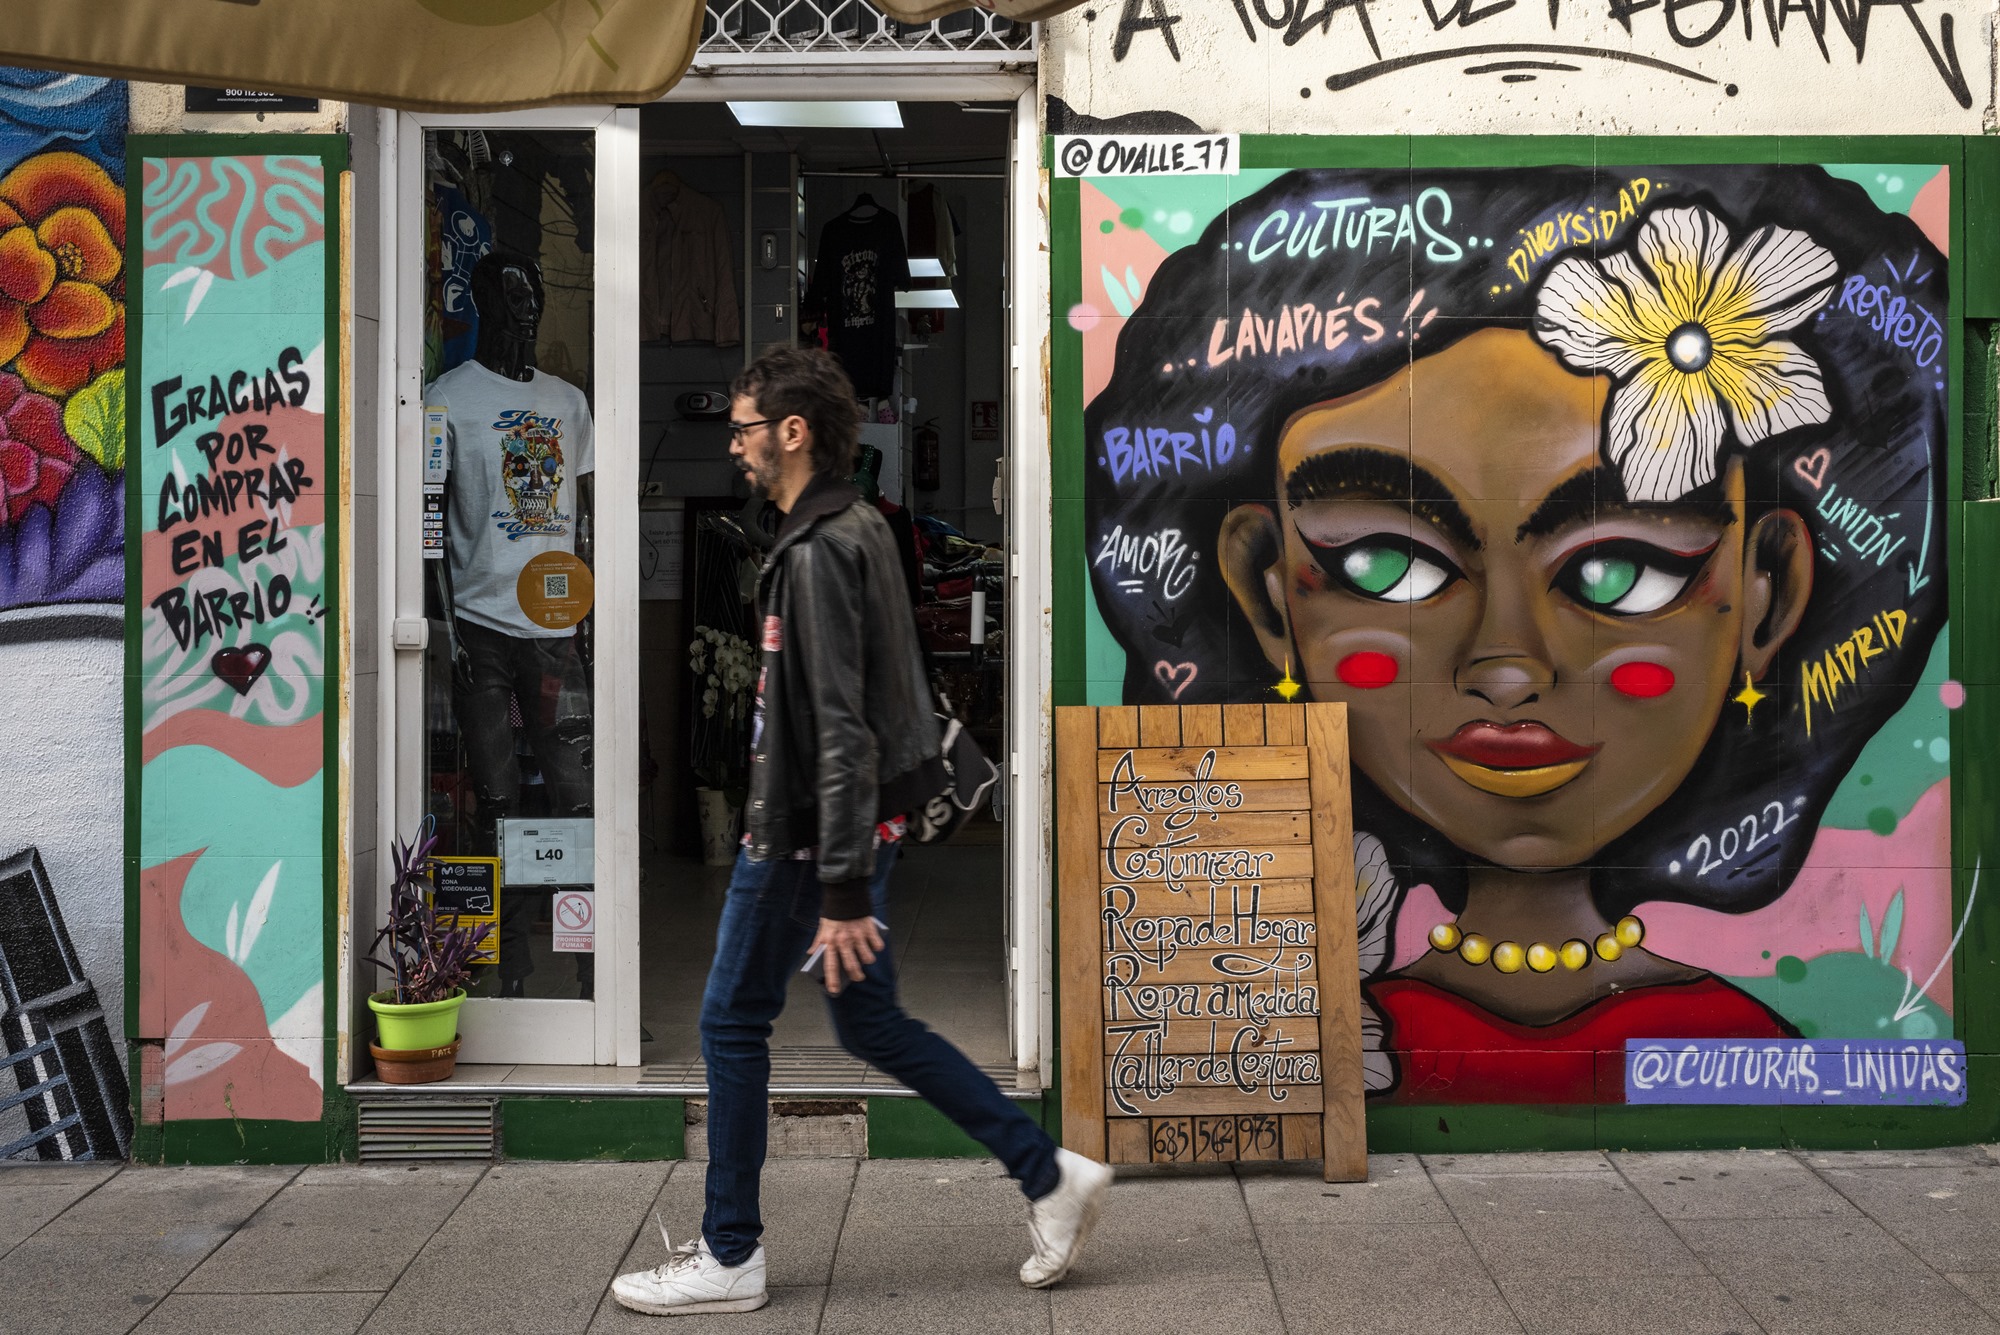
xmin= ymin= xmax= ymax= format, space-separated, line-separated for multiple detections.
xmin=809 ymin=209 xmax=909 ymax=400
xmin=426 ymin=360 xmax=595 ymax=638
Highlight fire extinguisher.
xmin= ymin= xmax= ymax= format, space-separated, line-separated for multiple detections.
xmin=914 ymin=418 xmax=941 ymax=492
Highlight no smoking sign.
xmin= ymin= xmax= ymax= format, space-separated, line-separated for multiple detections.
xmin=552 ymin=890 xmax=595 ymax=953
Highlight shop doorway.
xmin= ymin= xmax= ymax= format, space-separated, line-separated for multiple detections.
xmin=631 ymin=100 xmax=1019 ymax=1087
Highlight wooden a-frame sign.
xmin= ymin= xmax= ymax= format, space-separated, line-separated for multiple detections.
xmin=1056 ymin=703 xmax=1367 ymax=1181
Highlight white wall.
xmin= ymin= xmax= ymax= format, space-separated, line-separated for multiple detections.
xmin=1043 ymin=0 xmax=1994 ymax=134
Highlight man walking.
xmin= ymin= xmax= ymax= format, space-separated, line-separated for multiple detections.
xmin=614 ymin=348 xmax=1112 ymax=1317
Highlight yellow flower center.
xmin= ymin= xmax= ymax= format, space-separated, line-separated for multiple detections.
xmin=52 ymin=239 xmax=86 ymax=281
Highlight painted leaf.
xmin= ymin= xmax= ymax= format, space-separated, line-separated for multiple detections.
xmin=1101 ymin=265 xmax=1134 ymax=319
xmin=1880 ymin=889 xmax=1906 ymax=964
xmin=63 ymin=367 xmax=122 ymax=471
xmin=1860 ymin=901 xmax=1876 ymax=958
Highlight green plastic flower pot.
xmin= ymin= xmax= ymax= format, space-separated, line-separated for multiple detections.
xmin=368 ymin=989 xmax=466 ymax=1052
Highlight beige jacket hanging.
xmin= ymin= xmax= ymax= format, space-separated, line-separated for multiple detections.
xmin=641 ymin=173 xmax=741 ymax=347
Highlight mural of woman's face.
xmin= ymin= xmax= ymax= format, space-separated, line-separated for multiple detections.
xmin=1220 ymin=328 xmax=1813 ymax=871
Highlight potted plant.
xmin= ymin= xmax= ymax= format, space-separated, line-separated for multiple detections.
xmin=688 ymin=624 xmax=756 ymax=865
xmin=364 ymin=821 xmax=492 ymax=1084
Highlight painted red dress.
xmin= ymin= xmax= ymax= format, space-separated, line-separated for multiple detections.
xmin=1368 ymin=975 xmax=1795 ymax=1104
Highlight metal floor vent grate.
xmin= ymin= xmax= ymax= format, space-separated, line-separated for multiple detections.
xmin=357 ymin=1100 xmax=496 ymax=1161
xmin=641 ymin=1044 xmax=1015 ymax=1091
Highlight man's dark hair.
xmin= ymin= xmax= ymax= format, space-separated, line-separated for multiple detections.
xmin=732 ymin=347 xmax=859 ymax=478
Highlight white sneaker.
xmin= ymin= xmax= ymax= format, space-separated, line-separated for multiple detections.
xmin=612 ymin=1216 xmax=769 ymax=1316
xmin=1019 ymin=1148 xmax=1114 ymax=1288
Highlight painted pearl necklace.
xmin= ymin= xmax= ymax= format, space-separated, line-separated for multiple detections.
xmin=1428 ymin=915 xmax=1646 ymax=974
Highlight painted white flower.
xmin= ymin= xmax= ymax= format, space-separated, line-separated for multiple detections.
xmin=1534 ymin=206 xmax=1838 ymax=503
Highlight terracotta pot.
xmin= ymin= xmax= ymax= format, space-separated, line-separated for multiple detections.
xmin=368 ymin=1036 xmax=462 ymax=1085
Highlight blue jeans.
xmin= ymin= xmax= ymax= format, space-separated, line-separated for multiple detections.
xmin=699 ymin=844 xmax=1060 ymax=1265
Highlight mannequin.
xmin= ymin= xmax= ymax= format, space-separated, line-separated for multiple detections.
xmin=426 ymin=250 xmax=596 ymax=1000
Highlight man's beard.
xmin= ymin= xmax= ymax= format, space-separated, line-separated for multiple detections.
xmin=739 ymin=455 xmax=779 ymax=497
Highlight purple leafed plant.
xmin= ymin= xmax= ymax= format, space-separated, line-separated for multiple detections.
xmin=365 ymin=822 xmax=492 ymax=1006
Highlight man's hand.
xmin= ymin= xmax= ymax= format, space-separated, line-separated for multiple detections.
xmin=810 ymin=916 xmax=883 ymax=996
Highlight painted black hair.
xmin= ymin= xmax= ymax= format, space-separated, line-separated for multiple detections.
xmin=1082 ymin=163 xmax=1948 ymax=917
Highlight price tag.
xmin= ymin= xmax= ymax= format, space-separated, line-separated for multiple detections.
xmin=499 ymin=817 xmax=595 ymax=886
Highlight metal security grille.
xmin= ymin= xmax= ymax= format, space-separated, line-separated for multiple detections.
xmin=699 ymin=1 xmax=1034 ymax=54
xmin=0 ymin=848 xmax=131 ymax=1162
xmin=356 ymin=1100 xmax=497 ymax=1160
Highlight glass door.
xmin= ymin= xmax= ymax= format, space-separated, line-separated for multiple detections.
xmin=392 ymin=108 xmax=640 ymax=1066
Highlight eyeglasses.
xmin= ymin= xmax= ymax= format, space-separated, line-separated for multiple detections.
xmin=727 ymin=417 xmax=783 ymax=443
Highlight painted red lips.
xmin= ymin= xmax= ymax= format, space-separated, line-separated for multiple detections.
xmin=1428 ymin=721 xmax=1601 ymax=799
xmin=1430 ymin=721 xmax=1599 ymax=769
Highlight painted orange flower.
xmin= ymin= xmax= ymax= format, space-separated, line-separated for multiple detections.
xmin=0 ymin=151 xmax=124 ymax=398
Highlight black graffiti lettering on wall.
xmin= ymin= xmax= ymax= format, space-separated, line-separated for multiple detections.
xmin=150 ymin=346 xmax=311 ymax=447
xmin=1115 ymin=0 xmax=1184 ymax=59
xmin=1098 ymin=0 xmax=1969 ymax=105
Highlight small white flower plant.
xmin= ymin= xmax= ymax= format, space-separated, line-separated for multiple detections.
xmin=688 ymin=624 xmax=756 ymax=800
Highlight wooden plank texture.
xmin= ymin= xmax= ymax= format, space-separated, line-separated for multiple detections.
xmin=1101 ymin=879 xmax=1318 ymax=919
xmin=1055 ymin=707 xmax=1107 ymax=1160
xmin=1103 ymin=947 xmax=1320 ymax=984
xmin=1100 ymin=810 xmax=1312 ymax=847
xmin=1101 ymin=845 xmax=1317 ymax=886
xmin=1222 ymin=703 xmax=1265 ymax=747
xmin=1096 ymin=747 xmax=1308 ymax=781
xmin=1265 ymin=703 xmax=1303 ymax=744
xmin=1307 ymin=703 xmax=1367 ymax=1182
xmin=1106 ymin=1117 xmax=1153 ymax=1165
xmin=1098 ymin=706 xmax=1138 ymax=749
xmin=1105 ymin=1084 xmax=1326 ymax=1118
xmin=1139 ymin=705 xmax=1181 ymax=748
xmin=1103 ymin=1019 xmax=1321 ymax=1055
xmin=1180 ymin=704 xmax=1223 ymax=746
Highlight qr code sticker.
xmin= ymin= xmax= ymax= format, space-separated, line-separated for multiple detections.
xmin=544 ymin=573 xmax=569 ymax=599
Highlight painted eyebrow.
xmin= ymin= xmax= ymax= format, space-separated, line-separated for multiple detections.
xmin=1516 ymin=465 xmax=1738 ymax=542
xmin=1284 ymin=446 xmax=1481 ymax=552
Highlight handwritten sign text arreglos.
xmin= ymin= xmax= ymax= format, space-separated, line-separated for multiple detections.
xmin=1096 ymin=742 xmax=1325 ymax=1120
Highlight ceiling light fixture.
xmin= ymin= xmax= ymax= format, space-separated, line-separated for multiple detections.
xmin=727 ymin=101 xmax=903 ymax=129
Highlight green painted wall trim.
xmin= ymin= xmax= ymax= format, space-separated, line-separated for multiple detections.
xmin=500 ymin=1098 xmax=685 ymax=1161
xmin=868 ymin=1096 xmax=1041 ymax=1159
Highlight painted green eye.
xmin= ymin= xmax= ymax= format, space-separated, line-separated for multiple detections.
xmin=1305 ymin=533 xmax=1459 ymax=603
xmin=1574 ymin=555 xmax=1638 ymax=607
xmin=1341 ymin=544 xmax=1412 ymax=596
xmin=1555 ymin=540 xmax=1711 ymax=616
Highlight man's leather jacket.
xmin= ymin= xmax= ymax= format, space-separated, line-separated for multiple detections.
xmin=743 ymin=475 xmax=947 ymax=919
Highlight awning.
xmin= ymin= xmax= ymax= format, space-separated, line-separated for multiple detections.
xmin=0 ymin=1 xmax=1077 ymax=114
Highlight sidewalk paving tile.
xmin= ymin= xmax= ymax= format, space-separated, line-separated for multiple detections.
xmin=588 ymin=1285 xmax=826 ymax=1334
xmin=0 ymin=1164 xmax=122 ymax=1257
xmin=131 ymin=1292 xmax=381 ymax=1335
xmin=1052 ymin=1278 xmax=1282 ymax=1334
xmin=1717 ymin=1261 xmax=2000 ymax=1335
xmin=178 ymin=1163 xmax=484 ymax=1293
xmin=1867 ymin=1211 xmax=2000 ymax=1273
xmin=1610 ymin=1149 xmax=1856 ymax=1219
xmin=1494 ymin=1273 xmax=1761 ymax=1335
xmin=1238 ymin=1156 xmax=1452 ymax=1226
xmin=1949 ymin=1272 xmax=2000 ymax=1320
xmin=1800 ymin=1147 xmax=1994 ymax=1170
xmin=830 ymin=1222 xmax=1036 ymax=1290
xmin=1432 ymin=1168 xmax=1668 ymax=1222
xmin=1258 ymin=1221 xmax=1486 ymax=1288
xmin=1816 ymin=1165 xmax=2000 ymax=1219
xmin=1455 ymin=1213 xmax=1710 ymax=1279
xmin=1272 ymin=1273 xmax=1527 ymax=1335
xmin=1072 ymin=1173 xmax=1261 ymax=1282
xmin=1422 ymin=1152 xmax=1613 ymax=1175
xmin=842 ymin=1159 xmax=1029 ymax=1230
xmin=0 ymin=1166 xmax=297 ymax=1335
xmin=1672 ymin=1215 xmax=1917 ymax=1270
xmin=821 ymin=1229 xmax=1051 ymax=1335
xmin=359 ymin=1160 xmax=668 ymax=1335
xmin=634 ymin=1158 xmax=854 ymax=1287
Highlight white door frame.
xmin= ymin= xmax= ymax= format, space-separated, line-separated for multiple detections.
xmin=370 ymin=76 xmax=1049 ymax=1083
xmin=382 ymin=105 xmax=643 ymax=1067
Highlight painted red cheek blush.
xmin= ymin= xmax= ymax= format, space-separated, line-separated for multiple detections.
xmin=1335 ymin=651 xmax=1400 ymax=689
xmin=1609 ymin=661 xmax=1675 ymax=698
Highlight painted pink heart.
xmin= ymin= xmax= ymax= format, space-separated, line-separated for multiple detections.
xmin=211 ymin=644 xmax=272 ymax=696
xmin=1793 ymin=448 xmax=1831 ymax=490
xmin=1154 ymin=660 xmax=1197 ymax=700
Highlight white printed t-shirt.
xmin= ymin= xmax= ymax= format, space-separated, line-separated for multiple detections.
xmin=425 ymin=361 xmax=595 ymax=638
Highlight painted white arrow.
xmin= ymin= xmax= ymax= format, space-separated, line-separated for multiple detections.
xmin=1892 ymin=857 xmax=1976 ymax=1022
